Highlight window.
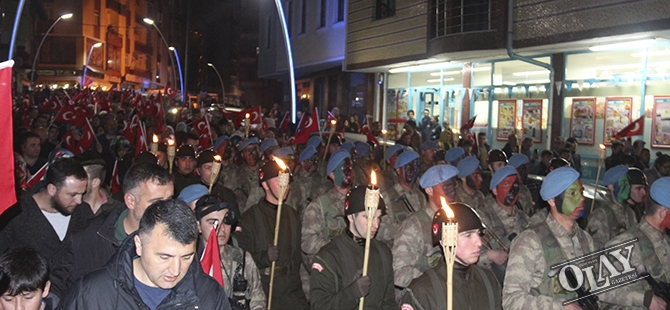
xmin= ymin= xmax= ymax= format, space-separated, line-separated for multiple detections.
xmin=300 ymin=0 xmax=307 ymax=34
xmin=287 ymin=1 xmax=293 ymax=36
xmin=319 ymin=0 xmax=327 ymax=28
xmin=337 ymin=0 xmax=345 ymax=22
xmin=432 ymin=0 xmax=492 ymax=38
xmin=375 ymin=0 xmax=395 ymax=19
xmin=266 ymin=15 xmax=272 ymax=49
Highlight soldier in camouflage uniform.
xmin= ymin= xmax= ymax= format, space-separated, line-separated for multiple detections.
xmin=455 ymin=156 xmax=486 ymax=210
xmin=444 ymin=146 xmax=465 ymax=166
xmin=400 ymin=203 xmax=502 ymax=310
xmin=213 ymin=135 xmax=238 ymax=191
xmin=233 ymin=138 xmax=261 ymax=212
xmin=377 ymin=150 xmax=425 ymax=247
xmin=598 ymin=177 xmax=670 ymax=310
xmin=196 ymin=150 xmax=238 ymax=207
xmin=587 ymin=165 xmax=646 ymax=249
xmin=260 ymin=138 xmax=279 ymax=161
xmin=502 ymin=167 xmax=595 ymax=310
xmin=195 ymin=195 xmax=266 ymax=310
xmin=508 ymin=154 xmax=536 ymax=217
xmin=418 ymin=140 xmax=438 ymax=176
xmin=477 ymin=166 xmax=529 ymax=284
xmin=341 ymin=142 xmax=367 ymax=187
xmin=392 ymin=165 xmax=460 ymax=299
xmin=291 ymin=146 xmax=330 ymax=215
xmin=378 ymin=144 xmax=404 ymax=191
xmin=309 ymin=186 xmax=397 ymax=309
xmin=353 ymin=141 xmax=379 ymax=187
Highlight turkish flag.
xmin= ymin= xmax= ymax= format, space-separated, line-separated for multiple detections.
xmin=216 ymin=106 xmax=239 ymax=120
xmin=78 ymin=119 xmax=96 ymax=153
xmin=235 ymin=106 xmax=262 ymax=125
xmin=613 ymin=116 xmax=644 ymax=139
xmin=26 ymin=163 xmax=48 ymax=189
xmin=123 ymin=115 xmax=140 ymax=144
xmin=0 ymin=60 xmax=16 ymax=214
xmin=135 ymin=121 xmax=149 ymax=156
xmin=294 ymin=109 xmax=319 ymax=144
xmin=200 ymin=225 xmax=224 ymax=287
xmin=110 ymin=160 xmax=121 ymax=194
xmin=279 ymin=112 xmax=291 ymax=132
xmin=62 ymin=129 xmax=79 ymax=154
xmin=39 ymin=95 xmax=61 ymax=113
xmin=460 ymin=115 xmax=477 ymax=133
xmin=154 ymin=94 xmax=166 ymax=134
xmin=193 ymin=116 xmax=212 ymax=148
xmin=54 ymin=105 xmax=87 ymax=127
xmin=165 ymin=83 xmax=177 ymax=98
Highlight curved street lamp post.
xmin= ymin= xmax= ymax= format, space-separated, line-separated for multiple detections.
xmin=207 ymin=63 xmax=225 ymax=106
xmin=81 ymin=42 xmax=102 ymax=86
xmin=30 ymin=13 xmax=73 ymax=88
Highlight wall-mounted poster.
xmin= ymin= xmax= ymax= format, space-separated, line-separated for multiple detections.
xmin=497 ymin=100 xmax=517 ymax=141
xmin=522 ymin=99 xmax=543 ymax=143
xmin=604 ymin=97 xmax=632 ymax=144
xmin=569 ymin=98 xmax=596 ymax=145
xmin=652 ymin=96 xmax=670 ymax=148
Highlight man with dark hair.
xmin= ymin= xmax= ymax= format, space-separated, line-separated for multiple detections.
xmin=50 ymin=162 xmax=174 ymax=297
xmin=0 ymin=247 xmax=55 ymax=310
xmin=17 ymin=131 xmax=46 ymax=175
xmin=233 ymin=137 xmax=261 ymax=210
xmin=605 ymin=139 xmax=625 ymax=170
xmin=418 ymin=109 xmax=431 ymax=142
xmin=184 ymin=132 xmax=200 ymax=149
xmin=473 ymin=132 xmax=491 ymax=169
xmin=0 ymin=158 xmax=88 ymax=270
xmin=196 ymin=150 xmax=237 ymax=206
xmin=58 ymin=199 xmax=231 ymax=309
xmin=403 ymin=121 xmax=422 ymax=151
xmin=406 ymin=110 xmax=415 ymax=122
xmin=172 ymin=145 xmax=200 ymax=197
xmin=76 ymin=151 xmax=117 ymax=217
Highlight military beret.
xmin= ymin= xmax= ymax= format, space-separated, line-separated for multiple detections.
xmin=540 ymin=167 xmax=580 ymax=201
xmin=307 ymin=136 xmax=322 ymax=149
xmin=602 ymin=165 xmax=628 ymax=186
xmin=445 ymin=147 xmax=465 ymax=163
xmin=355 ymin=141 xmax=370 ymax=157
xmin=299 ymin=145 xmax=318 ymax=163
xmin=420 ymin=165 xmax=459 ymax=189
xmin=260 ymin=138 xmax=278 ymax=152
xmin=394 ymin=151 xmax=419 ymax=169
xmin=489 ymin=165 xmax=518 ymax=190
xmin=213 ymin=135 xmax=230 ymax=151
xmin=197 ymin=150 xmax=216 ymax=167
xmin=487 ymin=149 xmax=507 ymax=163
xmin=650 ymin=177 xmax=670 ymax=209
xmin=385 ymin=144 xmax=405 ymax=161
xmin=421 ymin=140 xmax=439 ymax=151
xmin=341 ymin=142 xmax=355 ymax=152
xmin=178 ymin=184 xmax=209 ymax=204
xmin=457 ymin=156 xmax=480 ymax=178
xmin=344 ymin=186 xmax=386 ymax=216
xmin=432 ymin=202 xmax=484 ymax=246
xmin=326 ymin=149 xmax=351 ymax=175
xmin=508 ymin=154 xmax=529 ymax=168
xmin=272 ymin=147 xmax=294 ymax=159
xmin=237 ymin=137 xmax=259 ymax=151
xmin=176 ymin=145 xmax=196 ymax=158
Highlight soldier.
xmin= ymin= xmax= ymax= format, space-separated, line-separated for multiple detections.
xmin=213 ymin=135 xmax=237 ymax=191
xmin=310 ymin=186 xmax=397 ymax=309
xmin=172 ymin=145 xmax=200 ymax=197
xmin=508 ymin=154 xmax=536 ymax=217
xmin=233 ymin=137 xmax=261 ymax=213
xmin=377 ymin=150 xmax=426 ymax=247
xmin=477 ymin=165 xmax=529 ymax=284
xmin=195 ymin=195 xmax=266 ymax=310
xmin=598 ymin=177 xmax=670 ymax=310
xmin=392 ymin=165 xmax=460 ymax=298
xmin=272 ymin=147 xmax=302 ymax=210
xmin=378 ymin=144 xmax=404 ymax=190
xmin=455 ymin=155 xmax=486 ymax=209
xmin=488 ymin=149 xmax=507 ymax=173
xmin=419 ymin=140 xmax=438 ymax=175
xmin=586 ymin=164 xmax=643 ymax=249
xmin=400 ymin=203 xmax=502 ymax=310
xmin=177 ymin=184 xmax=209 ymax=210
xmin=445 ymin=146 xmax=465 ymax=166
xmin=235 ymin=158 xmax=309 ymax=309
xmin=301 ymin=149 xmax=354 ymax=261
xmin=291 ymin=145 xmax=330 ymax=214
xmin=527 ymin=157 xmax=574 ymax=226
xmin=196 ymin=150 xmax=237 ymax=207
xmin=502 ymin=167 xmax=595 ymax=310
xmin=260 ymin=138 xmax=279 ymax=161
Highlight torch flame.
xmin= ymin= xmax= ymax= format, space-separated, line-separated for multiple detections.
xmin=381 ymin=129 xmax=387 ymax=135
xmin=273 ymin=156 xmax=288 ymax=171
xmin=331 ymin=120 xmax=337 ymax=125
xmin=245 ymin=113 xmax=250 ymax=119
xmin=441 ymin=197 xmax=455 ymax=219
xmin=599 ymin=144 xmax=606 ymax=150
xmin=152 ymin=134 xmax=158 ymax=143
xmin=371 ymin=171 xmax=377 ymax=186
xmin=167 ymin=139 xmax=175 ymax=146
xmin=451 ymin=128 xmax=458 ymax=134
xmin=213 ymin=155 xmax=221 ymax=162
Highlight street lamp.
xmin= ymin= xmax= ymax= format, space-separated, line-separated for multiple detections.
xmin=143 ymin=17 xmax=178 ymax=93
xmin=81 ymin=42 xmax=102 ymax=87
xmin=31 ymin=13 xmax=73 ymax=87
xmin=170 ymin=46 xmax=185 ymax=103
xmin=207 ymin=63 xmax=225 ymax=106
xmin=272 ymin=0 xmax=297 ymax=123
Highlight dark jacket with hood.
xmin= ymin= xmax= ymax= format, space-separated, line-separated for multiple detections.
xmin=56 ymin=232 xmax=232 ymax=310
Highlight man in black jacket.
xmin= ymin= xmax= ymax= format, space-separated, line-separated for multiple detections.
xmin=57 ymin=199 xmax=231 ymax=310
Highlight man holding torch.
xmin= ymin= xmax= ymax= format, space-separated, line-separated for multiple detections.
xmin=399 ymin=202 xmax=502 ymax=309
xmin=196 ymin=150 xmax=237 ymax=206
xmin=309 ymin=186 xmax=397 ymax=309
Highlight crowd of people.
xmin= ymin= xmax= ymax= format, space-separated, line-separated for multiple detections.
xmin=1 ymin=87 xmax=669 ymax=310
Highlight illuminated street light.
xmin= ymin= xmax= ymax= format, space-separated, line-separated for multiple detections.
xmin=81 ymin=42 xmax=102 ymax=86
xmin=207 ymin=63 xmax=225 ymax=106
xmin=143 ymin=17 xmax=178 ymax=93
xmin=31 ymin=13 xmax=73 ymax=88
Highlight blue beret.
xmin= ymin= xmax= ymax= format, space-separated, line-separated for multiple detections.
xmin=237 ymin=137 xmax=259 ymax=151
xmin=260 ymin=138 xmax=278 ymax=152
xmin=421 ymin=140 xmax=439 ymax=150
xmin=307 ymin=136 xmax=322 ymax=149
xmin=272 ymin=147 xmax=293 ymax=159
xmin=213 ymin=135 xmax=229 ymax=151
xmin=508 ymin=154 xmax=529 ymax=168
xmin=540 ymin=167 xmax=580 ymax=201
xmin=457 ymin=156 xmax=480 ymax=178
xmin=394 ymin=151 xmax=419 ymax=169
xmin=650 ymin=177 xmax=670 ymax=209
xmin=445 ymin=147 xmax=464 ymax=162
xmin=602 ymin=165 xmax=628 ymax=186
xmin=299 ymin=145 xmax=318 ymax=162
xmin=419 ymin=165 xmax=459 ymax=189
xmin=489 ymin=166 xmax=518 ymax=190
xmin=341 ymin=142 xmax=355 ymax=152
xmin=327 ymin=149 xmax=351 ymax=175
xmin=177 ymin=184 xmax=209 ymax=204
xmin=385 ymin=144 xmax=405 ymax=161
xmin=354 ymin=142 xmax=370 ymax=157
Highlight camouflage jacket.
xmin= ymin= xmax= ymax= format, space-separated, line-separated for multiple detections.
xmin=517 ymin=184 xmax=535 ymax=217
xmin=477 ymin=195 xmax=529 ymax=269
xmin=377 ymin=182 xmax=426 ymax=248
xmin=233 ymin=164 xmax=260 ymax=208
xmin=599 ymin=218 xmax=670 ymax=309
xmin=502 ymin=214 xmax=594 ymax=310
xmin=291 ymin=168 xmax=331 ymax=215
xmin=301 ymin=187 xmax=347 ymax=259
xmin=220 ymin=244 xmax=267 ymax=310
xmin=454 ymin=181 xmax=486 ymax=210
xmin=585 ymin=198 xmax=638 ymax=250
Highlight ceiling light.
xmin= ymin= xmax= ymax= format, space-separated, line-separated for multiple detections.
xmin=426 ymin=77 xmax=455 ymax=83
xmin=389 ymin=62 xmax=458 ymax=73
xmin=631 ymin=50 xmax=670 ymax=57
xmin=512 ymin=70 xmax=549 ymax=76
xmin=589 ymin=39 xmax=656 ymax=52
xmin=502 ymin=81 xmax=517 ymax=86
xmin=429 ymin=70 xmax=461 ymax=76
